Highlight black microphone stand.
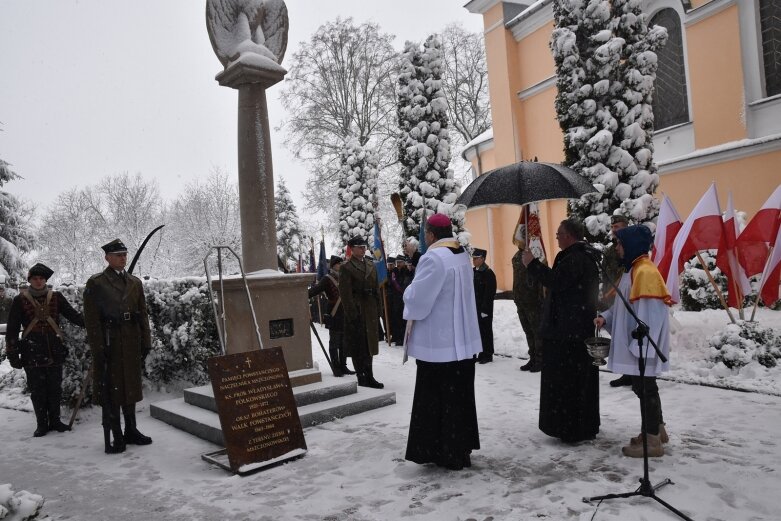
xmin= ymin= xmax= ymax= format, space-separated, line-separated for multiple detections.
xmin=582 ymin=248 xmax=693 ymax=521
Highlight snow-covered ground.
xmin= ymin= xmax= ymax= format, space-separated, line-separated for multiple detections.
xmin=1 ymin=303 xmax=780 ymax=520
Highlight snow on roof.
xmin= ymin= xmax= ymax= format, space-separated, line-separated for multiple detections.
xmin=460 ymin=127 xmax=494 ymax=160
xmin=505 ymin=0 xmax=551 ymax=28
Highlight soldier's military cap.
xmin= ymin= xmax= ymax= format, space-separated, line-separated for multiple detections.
xmin=471 ymin=248 xmax=487 ymax=258
xmin=102 ymin=239 xmax=128 ymax=254
xmin=28 ymin=263 xmax=54 ymax=281
xmin=329 ymin=255 xmax=343 ymax=268
xmin=347 ymin=236 xmax=368 ymax=247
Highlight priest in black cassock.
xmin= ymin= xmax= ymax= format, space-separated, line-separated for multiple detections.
xmin=522 ymin=218 xmax=601 ymax=443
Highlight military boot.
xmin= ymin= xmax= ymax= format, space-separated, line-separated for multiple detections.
xmin=329 ymin=348 xmax=344 ymax=377
xmin=363 ymin=358 xmax=384 ymax=389
xmin=123 ymin=406 xmax=152 ymax=445
xmin=32 ymin=397 xmax=49 ymax=437
xmin=339 ymin=350 xmax=355 ymax=375
xmin=48 ymin=400 xmax=71 ymax=432
xmin=103 ymin=406 xmax=126 ymax=454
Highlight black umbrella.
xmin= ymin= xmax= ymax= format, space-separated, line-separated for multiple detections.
xmin=456 ymin=161 xmax=596 ymax=209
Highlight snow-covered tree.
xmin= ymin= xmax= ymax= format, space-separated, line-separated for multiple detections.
xmin=166 ymin=168 xmax=241 ymax=276
xmin=612 ymin=0 xmax=667 ymax=228
xmin=396 ymin=36 xmax=466 ymax=244
xmin=279 ymin=18 xmax=397 ymax=216
xmin=275 ymin=178 xmax=304 ymax=271
xmin=439 ymin=23 xmax=492 ymax=147
xmin=337 ymin=138 xmax=378 ymax=250
xmin=0 ymin=158 xmax=35 ymax=281
xmin=551 ymin=0 xmax=666 ymax=244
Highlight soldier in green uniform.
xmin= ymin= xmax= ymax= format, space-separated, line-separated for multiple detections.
xmin=83 ymin=239 xmax=153 ymax=453
xmin=339 ymin=236 xmax=383 ymax=389
xmin=512 ymin=240 xmax=545 ymax=372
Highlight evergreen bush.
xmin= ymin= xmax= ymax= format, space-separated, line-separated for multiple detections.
xmin=708 ymin=321 xmax=781 ymax=369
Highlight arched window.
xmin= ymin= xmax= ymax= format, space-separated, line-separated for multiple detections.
xmin=650 ymin=8 xmax=689 ymax=129
xmin=760 ymin=0 xmax=781 ymax=97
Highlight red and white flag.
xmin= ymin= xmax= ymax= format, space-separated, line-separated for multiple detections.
xmin=736 ymin=184 xmax=781 ymax=276
xmin=715 ymin=192 xmax=752 ymax=308
xmin=758 ymin=223 xmax=781 ymax=306
xmin=666 ymin=183 xmax=723 ymax=303
xmin=651 ymin=195 xmax=683 ymax=282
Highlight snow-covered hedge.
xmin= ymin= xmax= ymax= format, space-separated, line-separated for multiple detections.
xmin=708 ymin=321 xmax=781 ymax=369
xmin=0 ymin=278 xmax=220 ymax=404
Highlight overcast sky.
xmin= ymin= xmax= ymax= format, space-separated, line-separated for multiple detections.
xmin=0 ymin=0 xmax=484 ymax=223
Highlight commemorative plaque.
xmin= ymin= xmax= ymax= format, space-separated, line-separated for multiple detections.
xmin=207 ymin=347 xmax=306 ymax=474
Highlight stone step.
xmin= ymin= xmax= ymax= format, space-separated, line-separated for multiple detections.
xmin=151 ymin=382 xmax=396 ymax=446
xmin=183 ymin=379 xmax=360 ymax=412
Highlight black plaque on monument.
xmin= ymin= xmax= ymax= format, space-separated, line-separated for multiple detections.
xmin=205 ymin=347 xmax=306 ymax=474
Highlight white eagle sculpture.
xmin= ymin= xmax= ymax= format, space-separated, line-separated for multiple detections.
xmin=206 ymin=0 xmax=289 ymax=68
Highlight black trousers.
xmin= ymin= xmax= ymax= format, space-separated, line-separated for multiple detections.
xmin=24 ymin=364 xmax=63 ymax=420
xmin=630 ymin=375 xmax=664 ymax=435
xmin=478 ymin=316 xmax=494 ymax=358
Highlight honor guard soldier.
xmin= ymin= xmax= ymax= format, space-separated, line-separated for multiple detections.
xmin=4 ymin=263 xmax=85 ymax=437
xmin=339 ymin=236 xmax=384 ymax=389
xmin=83 ymin=239 xmax=153 ymax=453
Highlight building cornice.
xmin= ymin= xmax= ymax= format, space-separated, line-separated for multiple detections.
xmin=463 ymin=0 xmax=502 ymax=15
xmin=685 ymin=0 xmax=736 ymax=26
xmin=658 ymin=133 xmax=781 ymax=174
xmin=507 ymin=0 xmax=553 ymax=40
xmin=517 ymin=75 xmax=556 ymax=100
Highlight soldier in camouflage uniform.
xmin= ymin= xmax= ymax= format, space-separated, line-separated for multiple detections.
xmin=512 ymin=241 xmax=545 ymax=372
xmin=83 ymin=239 xmax=153 ymax=453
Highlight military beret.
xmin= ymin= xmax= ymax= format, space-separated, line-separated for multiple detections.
xmin=102 ymin=239 xmax=128 ymax=254
xmin=28 ymin=263 xmax=54 ymax=281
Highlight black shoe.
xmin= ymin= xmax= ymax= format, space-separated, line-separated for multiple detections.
xmin=48 ymin=419 xmax=72 ymax=432
xmin=610 ymin=375 xmax=632 ymax=387
xmin=528 ymin=364 xmax=541 ymax=373
xmin=360 ymin=377 xmax=384 ymax=389
xmin=33 ymin=425 xmax=48 ymax=437
xmin=478 ymin=356 xmax=492 ymax=364
xmin=332 ymin=367 xmax=344 ymax=377
xmin=341 ymin=366 xmax=356 ymax=375
xmin=105 ymin=440 xmax=126 ymax=454
xmin=520 ymin=361 xmax=534 ymax=371
xmin=124 ymin=427 xmax=153 ymax=445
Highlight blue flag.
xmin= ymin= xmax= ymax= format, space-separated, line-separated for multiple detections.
xmin=373 ymin=222 xmax=388 ymax=285
xmin=316 ymin=240 xmax=328 ymax=280
xmin=418 ymin=217 xmax=428 ymax=255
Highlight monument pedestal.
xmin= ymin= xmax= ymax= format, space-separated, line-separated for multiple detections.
xmin=214 ymin=269 xmax=320 ymax=387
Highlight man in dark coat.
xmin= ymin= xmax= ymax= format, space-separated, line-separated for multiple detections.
xmin=83 ymin=239 xmax=153 ymax=453
xmin=523 ymin=219 xmax=601 ymax=443
xmin=512 ymin=241 xmax=545 ymax=372
xmin=388 ymin=255 xmax=412 ymax=346
xmin=4 ymin=263 xmax=85 ymax=437
xmin=339 ymin=236 xmax=383 ymax=389
xmin=308 ymin=255 xmax=355 ymax=377
xmin=472 ymin=248 xmax=496 ymax=364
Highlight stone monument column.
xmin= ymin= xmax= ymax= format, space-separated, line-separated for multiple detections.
xmin=206 ymin=0 xmax=320 ymax=386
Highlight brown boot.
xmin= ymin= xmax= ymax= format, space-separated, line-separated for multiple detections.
xmin=622 ymin=433 xmax=664 ymax=458
xmin=630 ymin=424 xmax=668 ymax=445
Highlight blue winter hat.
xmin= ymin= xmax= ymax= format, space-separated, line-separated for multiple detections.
xmin=615 ymin=225 xmax=653 ymax=270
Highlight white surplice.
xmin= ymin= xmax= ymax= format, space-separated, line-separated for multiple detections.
xmin=602 ymin=271 xmax=671 ymax=376
xmin=403 ymin=240 xmax=482 ymax=363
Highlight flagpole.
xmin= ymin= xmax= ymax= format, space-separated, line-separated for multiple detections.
xmin=377 ymin=217 xmax=393 ymax=345
xmin=696 ymin=252 xmax=736 ymax=324
xmin=750 ymin=244 xmax=775 ymax=321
